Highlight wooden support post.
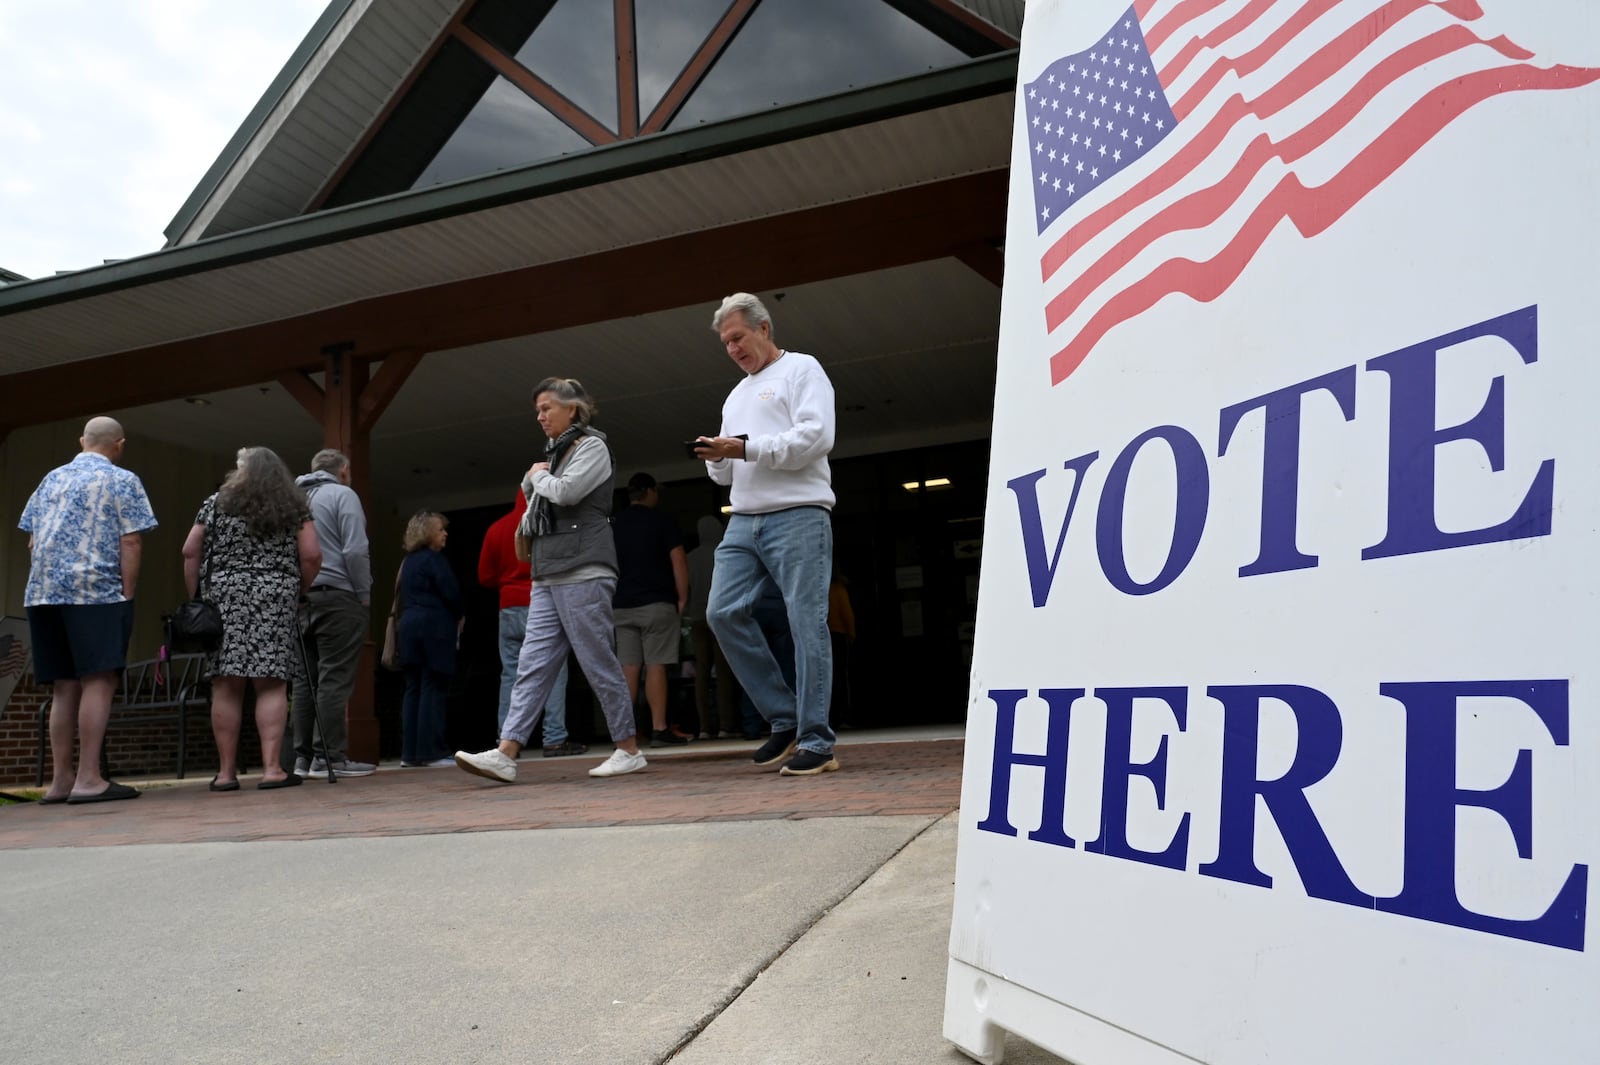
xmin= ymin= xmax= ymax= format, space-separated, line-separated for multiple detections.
xmin=283 ymin=344 xmax=426 ymax=764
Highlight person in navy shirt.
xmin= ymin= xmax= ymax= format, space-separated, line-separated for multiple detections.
xmin=395 ymin=511 xmax=463 ymax=768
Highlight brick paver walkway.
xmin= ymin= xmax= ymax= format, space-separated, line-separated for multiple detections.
xmin=0 ymin=739 xmax=964 ymax=850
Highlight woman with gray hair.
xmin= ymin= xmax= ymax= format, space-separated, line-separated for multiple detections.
xmin=455 ymin=377 xmax=648 ymax=782
xmin=182 ymin=447 xmax=322 ymax=790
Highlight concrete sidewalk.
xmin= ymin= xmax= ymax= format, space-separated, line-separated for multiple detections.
xmin=0 ymin=733 xmax=1064 ymax=1064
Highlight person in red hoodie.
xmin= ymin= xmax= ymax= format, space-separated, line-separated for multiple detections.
xmin=477 ymin=489 xmax=584 ymax=756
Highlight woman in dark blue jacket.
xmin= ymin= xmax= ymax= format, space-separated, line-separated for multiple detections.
xmin=396 ymin=510 xmax=462 ymax=767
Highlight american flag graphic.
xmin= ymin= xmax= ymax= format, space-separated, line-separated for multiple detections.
xmin=0 ymin=634 xmax=27 ymax=681
xmin=1026 ymin=0 xmax=1600 ymax=385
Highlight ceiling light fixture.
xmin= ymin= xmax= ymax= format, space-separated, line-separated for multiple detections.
xmin=184 ymin=397 xmax=211 ymax=406
xmin=902 ymin=477 xmax=953 ymax=491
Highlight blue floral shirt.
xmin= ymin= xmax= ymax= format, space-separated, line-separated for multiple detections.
xmin=18 ymin=453 xmax=159 ymax=606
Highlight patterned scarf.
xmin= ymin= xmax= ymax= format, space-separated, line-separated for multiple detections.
xmin=530 ymin=424 xmax=585 ymax=536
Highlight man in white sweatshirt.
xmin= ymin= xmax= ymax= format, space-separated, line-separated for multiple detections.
xmin=694 ymin=292 xmax=839 ymax=776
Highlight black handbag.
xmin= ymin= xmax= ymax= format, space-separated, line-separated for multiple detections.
xmin=170 ymin=510 xmax=224 ymax=652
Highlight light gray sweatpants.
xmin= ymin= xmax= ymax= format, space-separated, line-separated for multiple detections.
xmin=501 ymin=578 xmax=636 ymax=746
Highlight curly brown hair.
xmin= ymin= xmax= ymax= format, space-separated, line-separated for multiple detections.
xmin=215 ymin=447 xmax=310 ymax=539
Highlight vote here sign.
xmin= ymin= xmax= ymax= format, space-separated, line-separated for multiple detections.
xmin=945 ymin=2 xmax=1600 ymax=1063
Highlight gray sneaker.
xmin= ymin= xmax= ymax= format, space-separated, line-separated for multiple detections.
xmin=305 ymin=758 xmax=377 ymax=779
xmin=292 ymin=757 xmax=311 ymax=778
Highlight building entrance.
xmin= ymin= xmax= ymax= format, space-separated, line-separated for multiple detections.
xmin=409 ymin=437 xmax=990 ymax=757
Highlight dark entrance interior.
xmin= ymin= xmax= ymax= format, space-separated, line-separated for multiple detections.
xmin=378 ymin=437 xmax=989 ymax=757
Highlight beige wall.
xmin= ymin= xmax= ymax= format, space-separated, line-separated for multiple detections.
xmin=4 ymin=423 xmax=413 ymax=660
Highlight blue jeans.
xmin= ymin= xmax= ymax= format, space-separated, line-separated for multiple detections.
xmin=498 ymin=606 xmax=568 ymax=744
xmin=708 ymin=507 xmax=834 ymax=755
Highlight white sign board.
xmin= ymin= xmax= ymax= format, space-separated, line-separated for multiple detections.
xmin=0 ymin=617 xmax=31 ymax=712
xmin=946 ymin=1 xmax=1598 ymax=1062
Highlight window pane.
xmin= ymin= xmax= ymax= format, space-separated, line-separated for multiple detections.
xmin=413 ymin=76 xmax=592 ymax=189
xmin=635 ymin=0 xmax=733 ymax=121
xmin=506 ymin=0 xmax=619 ymax=132
xmin=668 ymin=0 xmax=968 ymax=130
xmin=327 ymin=36 xmax=500 ymax=206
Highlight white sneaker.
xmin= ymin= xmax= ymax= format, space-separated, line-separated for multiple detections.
xmin=588 ymin=748 xmax=648 ymax=778
xmin=424 ymin=758 xmax=456 ymax=768
xmin=455 ymin=748 xmax=517 ymax=783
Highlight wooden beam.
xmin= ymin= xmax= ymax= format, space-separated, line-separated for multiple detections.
xmin=0 ymin=171 xmax=1007 ymax=427
xmin=955 ymin=243 xmax=1005 ymax=287
xmin=640 ymin=0 xmax=759 ymax=134
xmin=456 ymin=25 xmax=617 ymax=145
xmin=355 ymin=349 xmax=426 ymax=433
xmin=879 ymin=0 xmax=1019 ymax=53
xmin=615 ymin=0 xmax=638 ymax=138
xmin=276 ymin=370 xmax=325 ymax=421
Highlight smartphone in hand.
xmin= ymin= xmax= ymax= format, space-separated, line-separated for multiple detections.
xmin=684 ymin=439 xmax=706 ymax=459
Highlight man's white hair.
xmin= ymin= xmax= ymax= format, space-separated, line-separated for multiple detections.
xmin=712 ymin=292 xmax=773 ymax=335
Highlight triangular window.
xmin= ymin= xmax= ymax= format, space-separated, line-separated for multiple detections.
xmin=322 ymin=0 xmax=1008 ymax=208
xmin=669 ymin=0 xmax=968 ymax=130
xmin=415 ymin=75 xmax=592 ymax=189
xmin=471 ymin=0 xmax=619 ymax=134
xmin=636 ymin=0 xmax=733 ymax=121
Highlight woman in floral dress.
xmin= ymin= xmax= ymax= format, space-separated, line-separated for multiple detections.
xmin=181 ymin=447 xmax=322 ymax=790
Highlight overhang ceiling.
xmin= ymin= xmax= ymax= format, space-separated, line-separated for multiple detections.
xmin=110 ymin=257 xmax=1000 ymax=510
xmin=0 ymin=81 xmax=1004 ymax=377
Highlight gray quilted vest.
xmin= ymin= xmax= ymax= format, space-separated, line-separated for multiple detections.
xmin=530 ymin=427 xmax=618 ymax=580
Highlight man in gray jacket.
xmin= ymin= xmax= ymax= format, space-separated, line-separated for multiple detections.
xmin=291 ymin=449 xmax=377 ymax=778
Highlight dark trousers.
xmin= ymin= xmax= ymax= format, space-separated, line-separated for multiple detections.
xmin=402 ymin=666 xmax=450 ymax=764
xmin=291 ymin=589 xmax=367 ymax=763
xmin=829 ymin=632 xmax=852 ymax=727
xmin=690 ymin=619 xmax=738 ymax=735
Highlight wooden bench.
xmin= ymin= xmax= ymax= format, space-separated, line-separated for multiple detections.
xmin=34 ymin=652 xmax=211 ymax=786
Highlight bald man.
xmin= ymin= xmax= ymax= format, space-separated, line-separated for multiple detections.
xmin=19 ymin=417 xmax=158 ymax=804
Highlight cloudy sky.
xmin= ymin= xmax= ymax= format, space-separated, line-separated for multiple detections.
xmin=0 ymin=0 xmax=327 ymax=279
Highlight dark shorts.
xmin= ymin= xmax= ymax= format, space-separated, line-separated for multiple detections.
xmin=26 ymin=602 xmax=135 ymax=683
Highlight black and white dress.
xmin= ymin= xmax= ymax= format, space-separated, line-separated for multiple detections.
xmin=195 ymin=495 xmax=304 ymax=679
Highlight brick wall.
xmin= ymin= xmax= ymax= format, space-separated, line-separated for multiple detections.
xmin=0 ymin=672 xmax=266 ymax=788
xmin=0 ymin=678 xmax=50 ymax=787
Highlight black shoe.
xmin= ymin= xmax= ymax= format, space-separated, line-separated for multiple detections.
xmin=542 ymin=741 xmax=589 ymax=758
xmin=751 ymin=729 xmax=798 ymax=766
xmin=650 ymin=729 xmax=689 ymax=748
xmin=779 ymin=749 xmax=840 ymax=776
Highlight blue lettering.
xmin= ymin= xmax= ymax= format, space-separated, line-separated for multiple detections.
xmin=1007 ymin=453 xmax=1099 ymax=609
xmin=976 ymin=688 xmax=1079 ymax=849
xmin=1095 ymin=427 xmax=1209 ymax=595
xmin=1217 ymin=367 xmax=1358 ymax=577
xmin=1083 ymin=686 xmax=1190 ymax=870
xmin=1364 ymin=306 xmax=1554 ymax=560
xmin=1377 ymin=679 xmax=1586 ymax=951
xmin=1198 ymin=684 xmax=1368 ymax=905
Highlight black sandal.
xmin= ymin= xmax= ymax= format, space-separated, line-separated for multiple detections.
xmin=209 ymin=776 xmax=240 ymax=792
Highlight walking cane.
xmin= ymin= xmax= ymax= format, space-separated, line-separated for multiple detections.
xmin=292 ymin=612 xmax=339 ymax=785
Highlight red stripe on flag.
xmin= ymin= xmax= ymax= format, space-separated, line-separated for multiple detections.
xmin=1159 ymin=0 xmax=1280 ymax=91
xmin=1142 ymin=0 xmax=1231 ymax=54
xmin=1044 ymin=25 xmax=1512 ymax=329
xmin=1170 ymin=0 xmax=1342 ymax=117
xmin=1047 ymin=61 xmax=1600 ymax=384
xmin=1040 ymin=8 xmax=1522 ymax=283
xmin=1171 ymin=0 xmax=1530 ymax=119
